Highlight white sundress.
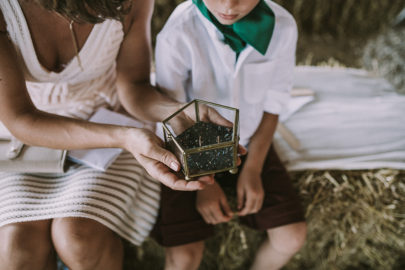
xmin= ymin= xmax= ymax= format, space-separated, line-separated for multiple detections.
xmin=0 ymin=0 xmax=160 ymax=245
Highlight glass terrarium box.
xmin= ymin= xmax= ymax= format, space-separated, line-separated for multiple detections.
xmin=162 ymin=99 xmax=239 ymax=180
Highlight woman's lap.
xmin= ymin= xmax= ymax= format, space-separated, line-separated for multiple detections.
xmin=0 ymin=151 xmax=161 ymax=246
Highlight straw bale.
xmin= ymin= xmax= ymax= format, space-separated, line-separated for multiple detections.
xmin=152 ymin=0 xmax=405 ymax=39
xmin=123 ymin=170 xmax=405 ymax=270
xmin=283 ymin=170 xmax=405 ymax=270
xmin=272 ymin=0 xmax=404 ymax=37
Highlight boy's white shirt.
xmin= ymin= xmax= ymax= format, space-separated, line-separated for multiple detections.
xmin=155 ymin=0 xmax=297 ymax=147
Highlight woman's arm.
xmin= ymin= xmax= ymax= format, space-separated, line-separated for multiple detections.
xmin=116 ymin=0 xmax=181 ymax=122
xmin=0 ymin=12 xmax=129 ymax=150
xmin=0 ymin=7 xmax=211 ymax=191
xmin=0 ymin=0 xmax=174 ymax=150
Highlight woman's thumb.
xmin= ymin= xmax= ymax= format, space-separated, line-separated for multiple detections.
xmin=150 ymin=145 xmax=180 ymax=171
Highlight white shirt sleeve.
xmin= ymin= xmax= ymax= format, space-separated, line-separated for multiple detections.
xmin=262 ymin=18 xmax=298 ymax=115
xmin=155 ymin=34 xmax=190 ymax=103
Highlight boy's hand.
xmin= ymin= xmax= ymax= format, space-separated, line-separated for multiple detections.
xmin=237 ymin=166 xmax=264 ymax=216
xmin=196 ymin=182 xmax=233 ymax=224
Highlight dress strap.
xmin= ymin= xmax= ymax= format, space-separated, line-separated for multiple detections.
xmin=0 ymin=0 xmax=41 ymax=79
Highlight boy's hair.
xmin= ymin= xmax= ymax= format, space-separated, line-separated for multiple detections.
xmin=34 ymin=0 xmax=132 ymax=23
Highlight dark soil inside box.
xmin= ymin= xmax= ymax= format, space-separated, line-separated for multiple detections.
xmin=174 ymin=122 xmax=234 ymax=175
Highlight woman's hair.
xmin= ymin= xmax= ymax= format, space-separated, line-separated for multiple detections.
xmin=35 ymin=0 xmax=132 ymax=23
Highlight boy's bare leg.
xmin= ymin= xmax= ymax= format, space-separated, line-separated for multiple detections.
xmin=164 ymin=241 xmax=204 ymax=270
xmin=250 ymin=222 xmax=307 ymax=270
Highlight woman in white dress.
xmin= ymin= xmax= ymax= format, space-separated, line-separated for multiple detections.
xmin=0 ymin=0 xmax=215 ymax=269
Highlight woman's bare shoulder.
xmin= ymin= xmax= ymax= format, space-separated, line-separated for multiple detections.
xmin=122 ymin=0 xmax=154 ymax=34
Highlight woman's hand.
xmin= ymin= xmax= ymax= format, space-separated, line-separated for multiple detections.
xmin=236 ymin=166 xmax=264 ymax=216
xmin=187 ymin=102 xmax=233 ymax=127
xmin=196 ymin=181 xmax=233 ymax=224
xmin=168 ymin=102 xmax=234 ymax=135
xmin=123 ymin=127 xmax=214 ymax=191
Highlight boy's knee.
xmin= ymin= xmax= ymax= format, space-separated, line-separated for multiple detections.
xmin=268 ymin=222 xmax=307 ymax=255
xmin=0 ymin=221 xmax=53 ymax=269
xmin=52 ymin=217 xmax=122 ymax=268
xmin=165 ymin=241 xmax=204 ymax=270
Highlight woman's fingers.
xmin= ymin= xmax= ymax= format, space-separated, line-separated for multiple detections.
xmin=169 ymin=114 xmax=195 ymax=135
xmin=130 ymin=129 xmax=181 ymax=172
xmin=137 ymin=139 xmax=215 ymax=190
xmin=171 ymin=178 xmax=206 ymax=191
xmin=233 ymin=145 xmax=247 ymax=166
xmin=136 ymin=154 xmax=205 ymax=191
xmin=238 ymin=144 xmax=248 ymax=155
xmin=198 ymin=175 xmax=215 ymax=185
xmin=206 ymin=107 xmax=233 ymax=127
xmin=145 ymin=143 xmax=181 ymax=172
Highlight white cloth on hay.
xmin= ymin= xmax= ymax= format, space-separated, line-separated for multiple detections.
xmin=275 ymin=66 xmax=405 ymax=171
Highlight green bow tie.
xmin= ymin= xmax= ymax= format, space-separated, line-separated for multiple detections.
xmin=193 ymin=0 xmax=275 ymax=55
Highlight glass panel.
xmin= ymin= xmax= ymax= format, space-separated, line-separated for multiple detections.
xmin=196 ymin=101 xmax=237 ymax=138
xmin=166 ymin=136 xmax=185 ymax=169
xmin=186 ymin=146 xmax=234 ymax=175
xmin=164 ymin=101 xmax=197 ymax=137
xmin=163 ymin=99 xmax=239 ymax=178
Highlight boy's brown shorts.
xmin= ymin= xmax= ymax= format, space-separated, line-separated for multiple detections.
xmin=151 ymin=146 xmax=305 ymax=247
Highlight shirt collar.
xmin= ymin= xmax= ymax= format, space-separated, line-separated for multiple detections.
xmin=192 ymin=0 xmax=275 ymax=55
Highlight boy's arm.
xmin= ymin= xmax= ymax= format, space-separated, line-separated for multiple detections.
xmin=243 ymin=113 xmax=278 ymax=174
xmin=237 ymin=15 xmax=298 ymax=215
xmin=237 ymin=112 xmax=278 ymax=216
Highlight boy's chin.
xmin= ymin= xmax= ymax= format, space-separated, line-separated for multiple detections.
xmin=213 ymin=15 xmax=239 ymax=25
xmin=216 ymin=18 xmax=237 ymax=25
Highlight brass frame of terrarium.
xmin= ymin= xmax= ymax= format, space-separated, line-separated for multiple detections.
xmin=162 ymin=99 xmax=239 ymax=180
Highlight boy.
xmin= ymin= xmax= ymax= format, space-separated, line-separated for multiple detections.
xmin=153 ymin=0 xmax=306 ymax=269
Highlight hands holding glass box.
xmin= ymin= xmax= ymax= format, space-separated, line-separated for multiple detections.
xmin=163 ymin=99 xmax=245 ymax=181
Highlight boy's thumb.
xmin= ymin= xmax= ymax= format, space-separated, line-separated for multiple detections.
xmin=237 ymin=188 xmax=244 ymax=210
xmin=220 ymin=196 xmax=233 ymax=217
